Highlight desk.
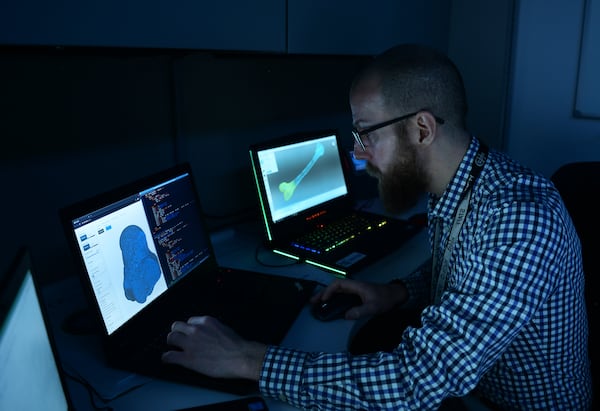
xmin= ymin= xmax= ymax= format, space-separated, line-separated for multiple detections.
xmin=45 ymin=206 xmax=490 ymax=410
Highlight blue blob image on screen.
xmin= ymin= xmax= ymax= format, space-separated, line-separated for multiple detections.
xmin=119 ymin=225 xmax=161 ymax=303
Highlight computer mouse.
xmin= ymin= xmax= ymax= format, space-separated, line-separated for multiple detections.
xmin=311 ymin=293 xmax=362 ymax=322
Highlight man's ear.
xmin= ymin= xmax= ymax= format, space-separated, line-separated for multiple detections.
xmin=416 ymin=111 xmax=438 ymax=146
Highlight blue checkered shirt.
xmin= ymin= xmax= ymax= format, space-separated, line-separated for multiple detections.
xmin=259 ymin=137 xmax=592 ymax=410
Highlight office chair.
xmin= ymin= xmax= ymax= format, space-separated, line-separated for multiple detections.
xmin=550 ymin=161 xmax=600 ymax=405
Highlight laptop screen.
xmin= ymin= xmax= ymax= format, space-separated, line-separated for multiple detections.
xmin=0 ymin=250 xmax=71 ymax=410
xmin=66 ymin=170 xmax=209 ymax=335
xmin=254 ymin=133 xmax=348 ymax=223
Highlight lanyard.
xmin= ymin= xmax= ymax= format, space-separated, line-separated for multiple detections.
xmin=431 ymin=143 xmax=488 ymax=304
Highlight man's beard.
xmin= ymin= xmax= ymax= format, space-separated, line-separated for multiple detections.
xmin=366 ymin=144 xmax=426 ymax=214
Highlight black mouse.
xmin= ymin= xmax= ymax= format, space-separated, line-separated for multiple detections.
xmin=311 ymin=293 xmax=362 ymax=322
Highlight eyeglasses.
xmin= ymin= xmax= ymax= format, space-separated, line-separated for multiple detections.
xmin=352 ymin=110 xmax=445 ymax=151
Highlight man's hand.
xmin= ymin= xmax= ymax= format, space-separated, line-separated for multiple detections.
xmin=161 ymin=316 xmax=267 ymax=381
xmin=310 ymin=278 xmax=408 ymax=320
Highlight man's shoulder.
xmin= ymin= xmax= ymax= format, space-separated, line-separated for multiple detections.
xmin=474 ymin=151 xmax=567 ymax=224
xmin=480 ymin=150 xmax=554 ymax=197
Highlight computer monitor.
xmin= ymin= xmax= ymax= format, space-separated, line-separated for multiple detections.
xmin=0 ymin=248 xmax=73 ymax=410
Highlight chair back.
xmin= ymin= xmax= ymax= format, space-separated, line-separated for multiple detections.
xmin=551 ymin=161 xmax=600 ymax=404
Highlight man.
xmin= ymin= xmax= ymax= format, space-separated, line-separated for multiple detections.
xmin=162 ymin=44 xmax=592 ymax=410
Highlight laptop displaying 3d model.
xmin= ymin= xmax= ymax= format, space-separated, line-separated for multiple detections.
xmin=249 ymin=129 xmax=421 ymax=277
xmin=59 ymin=163 xmax=317 ymax=395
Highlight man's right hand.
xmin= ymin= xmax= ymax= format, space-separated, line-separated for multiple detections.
xmin=310 ymin=278 xmax=408 ymax=320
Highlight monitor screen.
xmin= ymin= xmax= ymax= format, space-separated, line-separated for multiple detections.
xmin=67 ymin=171 xmax=209 ymax=335
xmin=0 ymin=253 xmax=70 ymax=410
xmin=255 ymin=134 xmax=347 ymax=223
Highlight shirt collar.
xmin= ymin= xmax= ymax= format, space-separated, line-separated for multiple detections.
xmin=428 ymin=136 xmax=482 ymax=221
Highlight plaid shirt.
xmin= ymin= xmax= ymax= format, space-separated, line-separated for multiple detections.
xmin=259 ymin=137 xmax=592 ymax=410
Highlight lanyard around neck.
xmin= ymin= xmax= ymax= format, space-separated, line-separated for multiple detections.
xmin=431 ymin=143 xmax=488 ymax=304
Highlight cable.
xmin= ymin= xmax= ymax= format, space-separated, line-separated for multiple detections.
xmin=63 ymin=364 xmax=149 ymax=410
xmin=253 ymin=243 xmax=299 ymax=268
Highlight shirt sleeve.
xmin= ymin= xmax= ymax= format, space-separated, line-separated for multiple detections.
xmin=392 ymin=257 xmax=432 ymax=308
xmin=260 ymin=345 xmax=419 ymax=410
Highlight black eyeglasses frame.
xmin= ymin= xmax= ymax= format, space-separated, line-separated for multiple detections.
xmin=352 ymin=110 xmax=445 ymax=151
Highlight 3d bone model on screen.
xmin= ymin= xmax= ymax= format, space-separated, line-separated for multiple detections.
xmin=120 ymin=225 xmax=161 ymax=303
xmin=278 ymin=142 xmax=325 ymax=201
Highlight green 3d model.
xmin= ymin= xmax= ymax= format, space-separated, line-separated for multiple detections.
xmin=279 ymin=143 xmax=325 ymax=201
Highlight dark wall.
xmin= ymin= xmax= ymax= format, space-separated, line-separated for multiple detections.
xmin=0 ymin=1 xmax=285 ymax=51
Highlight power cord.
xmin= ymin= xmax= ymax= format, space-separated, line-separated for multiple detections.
xmin=63 ymin=364 xmax=149 ymax=410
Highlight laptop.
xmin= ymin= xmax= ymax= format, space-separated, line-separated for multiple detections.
xmin=59 ymin=163 xmax=317 ymax=395
xmin=249 ymin=129 xmax=422 ymax=277
xmin=0 ymin=247 xmax=75 ymax=410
